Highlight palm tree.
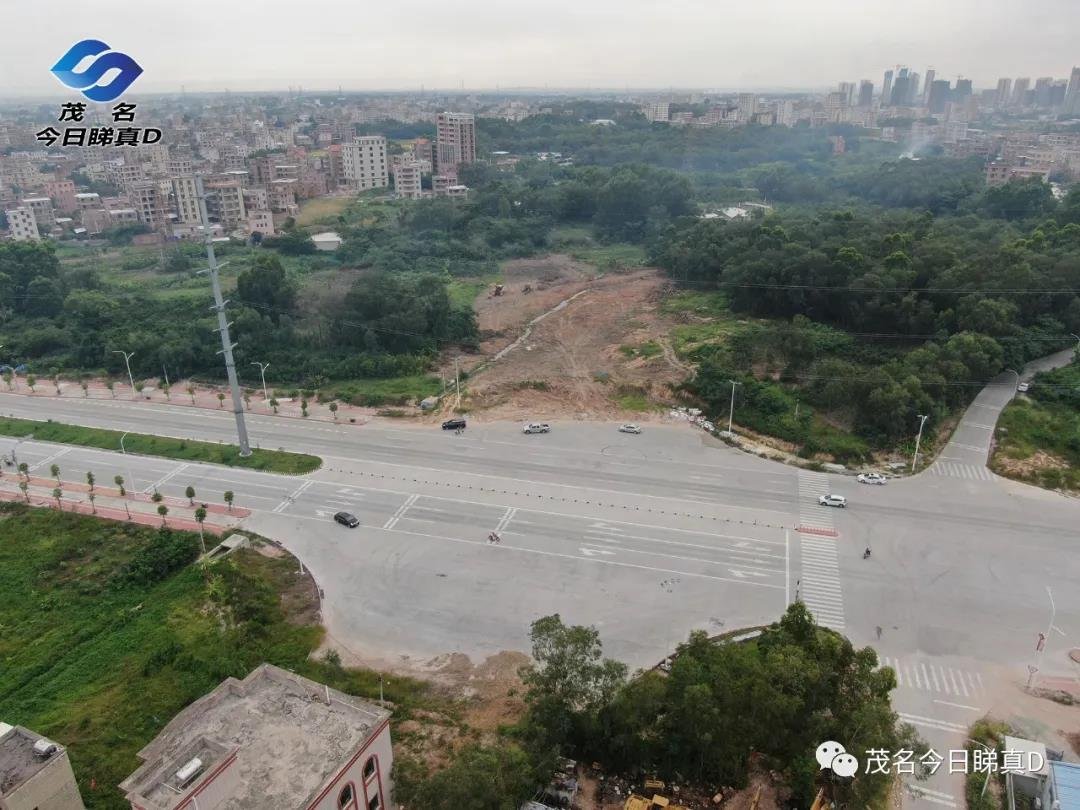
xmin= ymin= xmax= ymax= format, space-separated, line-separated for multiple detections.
xmin=114 ymin=474 xmax=125 ymax=496
xmin=151 ymin=489 xmax=163 ymax=504
xmin=301 ymin=398 xmax=309 ymax=418
xmin=194 ymin=505 xmax=208 ymax=554
xmin=80 ymin=380 xmax=89 ymax=397
xmin=162 ymin=382 xmax=171 ymax=400
xmin=18 ymin=480 xmax=29 ymax=502
xmin=269 ymin=397 xmax=279 ymax=414
xmin=17 ymin=462 xmax=28 ymax=482
xmin=105 ymin=380 xmax=115 ymax=398
xmin=217 ymin=392 xmax=226 ymax=408
xmin=157 ymin=503 xmax=169 ymax=527
xmin=50 ymin=464 xmax=61 ymax=485
xmin=329 ymin=401 xmax=339 ymax=420
xmin=186 ymin=384 xmax=196 ymax=404
xmin=185 ymin=485 xmax=196 ymax=506
xmin=26 ymin=373 xmax=36 ymax=393
xmin=86 ymin=471 xmax=95 ymax=493
xmin=88 ymin=492 xmax=96 ymax=514
xmin=2 ymin=372 xmax=13 ymax=391
xmin=223 ymin=490 xmax=234 ymax=512
xmin=52 ymin=487 xmax=63 ymax=510
xmin=53 ymin=374 xmax=61 ymax=395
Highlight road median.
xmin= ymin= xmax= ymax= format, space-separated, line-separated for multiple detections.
xmin=0 ymin=416 xmax=321 ymax=474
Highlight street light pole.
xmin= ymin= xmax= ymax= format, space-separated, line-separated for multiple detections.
xmin=112 ymin=350 xmax=136 ymax=399
xmin=251 ymin=362 xmax=270 ymax=401
xmin=1027 ymin=586 xmax=1057 ymax=690
xmin=727 ymin=380 xmax=741 ymax=435
xmin=912 ymin=414 xmax=929 ymax=473
xmin=195 ymin=175 xmax=251 ymax=457
xmin=120 ymin=431 xmax=136 ymax=494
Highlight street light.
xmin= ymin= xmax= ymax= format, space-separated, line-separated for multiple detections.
xmin=727 ymin=380 xmax=741 ymax=435
xmin=119 ymin=431 xmax=137 ymax=495
xmin=112 ymin=350 xmax=136 ymax=399
xmin=911 ymin=414 xmax=929 ymax=473
xmin=250 ymin=361 xmax=270 ymax=401
xmin=1026 ymin=586 xmax=1057 ymax=691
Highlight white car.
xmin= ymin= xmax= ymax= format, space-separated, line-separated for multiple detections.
xmin=619 ymin=423 xmax=642 ymax=434
xmin=522 ymin=422 xmax=551 ymax=434
xmin=818 ymin=494 xmax=847 ymax=508
xmin=856 ymin=473 xmax=887 ymax=485
xmin=1017 ymin=382 xmax=1030 ymax=393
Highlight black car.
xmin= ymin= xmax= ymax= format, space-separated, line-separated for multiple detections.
xmin=333 ymin=511 xmax=360 ymax=528
xmin=442 ymin=418 xmax=467 ymax=430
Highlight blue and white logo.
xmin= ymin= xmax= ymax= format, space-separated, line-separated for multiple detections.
xmin=50 ymin=39 xmax=143 ymax=102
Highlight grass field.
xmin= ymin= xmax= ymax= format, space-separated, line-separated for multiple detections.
xmin=328 ymin=374 xmax=443 ymax=407
xmin=991 ymin=398 xmax=1080 ymax=491
xmin=0 ymin=504 xmax=441 ymax=809
xmin=0 ymin=417 xmax=321 ymax=474
xmin=294 ymin=196 xmax=351 ymax=227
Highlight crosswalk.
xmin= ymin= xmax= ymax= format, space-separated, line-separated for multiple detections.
xmin=928 ymin=462 xmax=994 ymax=481
xmin=881 ymin=656 xmax=985 ymax=698
xmin=796 ymin=470 xmax=836 ymax=535
xmin=799 ymin=535 xmax=845 ymax=631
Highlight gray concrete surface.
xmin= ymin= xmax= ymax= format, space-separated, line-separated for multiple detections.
xmin=3 ymin=353 xmax=1079 ymax=809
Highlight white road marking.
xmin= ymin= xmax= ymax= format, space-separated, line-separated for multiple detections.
xmin=898 ymin=712 xmax=967 ymax=735
xmin=933 ymin=699 xmax=982 ymax=712
xmin=580 ymin=547 xmax=615 ymax=557
xmin=28 ymin=446 xmax=72 ymax=472
xmin=383 ymin=493 xmax=419 ymax=530
xmin=906 ymin=784 xmax=957 ymax=807
xmin=145 ymin=463 xmax=191 ymax=494
xmin=272 ymin=479 xmax=314 ymax=513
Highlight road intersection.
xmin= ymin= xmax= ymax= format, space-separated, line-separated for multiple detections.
xmin=1 ymin=351 xmax=1078 ymax=808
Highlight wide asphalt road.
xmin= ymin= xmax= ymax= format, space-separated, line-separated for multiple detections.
xmin=2 ymin=351 xmax=1078 ymax=809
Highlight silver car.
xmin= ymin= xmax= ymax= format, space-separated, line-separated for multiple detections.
xmin=619 ymin=423 xmax=642 ymax=434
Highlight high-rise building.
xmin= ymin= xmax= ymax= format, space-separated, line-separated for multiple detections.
xmin=393 ymin=161 xmax=424 ymax=200
xmin=643 ymin=102 xmax=670 ymax=122
xmin=928 ymin=80 xmax=952 ymax=114
xmin=922 ymin=69 xmax=936 ymax=103
xmin=995 ymin=78 xmax=1012 ymax=108
xmin=341 ymin=136 xmax=389 ymax=191
xmin=1034 ymin=77 xmax=1053 ymax=108
xmin=1051 ymin=79 xmax=1068 ymax=109
xmin=1012 ymin=77 xmax=1031 ymax=106
xmin=737 ymin=93 xmax=758 ymax=123
xmin=882 ymin=69 xmax=894 ymax=106
xmin=171 ymin=175 xmax=201 ymax=224
xmin=891 ymin=75 xmax=911 ymax=106
xmin=909 ymin=72 xmax=921 ymax=102
xmin=858 ymin=80 xmax=874 ymax=108
xmin=435 ymin=112 xmax=477 ymax=176
xmin=953 ymin=79 xmax=972 ymax=102
xmin=4 ymin=206 xmax=40 ymax=241
xmin=1065 ymin=67 xmax=1080 ymax=114
xmin=839 ymin=82 xmax=856 ymax=107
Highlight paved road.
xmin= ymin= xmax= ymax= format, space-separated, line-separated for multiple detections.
xmin=3 ymin=354 xmax=1079 ymax=809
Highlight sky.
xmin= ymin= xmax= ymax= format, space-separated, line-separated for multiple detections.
xmin=1 ymin=0 xmax=1078 ymax=97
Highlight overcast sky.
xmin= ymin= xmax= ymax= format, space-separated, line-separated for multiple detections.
xmin=2 ymin=0 xmax=1078 ymax=97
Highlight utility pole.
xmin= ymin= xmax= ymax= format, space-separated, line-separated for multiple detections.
xmin=196 ymin=176 xmax=251 ymax=457
xmin=251 ymin=361 xmax=270 ymax=401
xmin=454 ymin=356 xmax=461 ymax=408
xmin=161 ymin=364 xmax=170 ymax=391
xmin=113 ymin=350 xmax=136 ymax=399
xmin=1026 ymin=586 xmax=1056 ymax=690
xmin=912 ymin=413 xmax=929 ymax=472
xmin=727 ymin=380 xmax=741 ymax=435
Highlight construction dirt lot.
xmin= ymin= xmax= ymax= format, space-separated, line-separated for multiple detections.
xmin=454 ymin=254 xmax=693 ymax=421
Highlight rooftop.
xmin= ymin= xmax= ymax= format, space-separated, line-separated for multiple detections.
xmin=120 ymin=664 xmax=389 ymax=810
xmin=1050 ymin=760 xmax=1080 ymax=809
xmin=0 ymin=723 xmax=63 ymax=797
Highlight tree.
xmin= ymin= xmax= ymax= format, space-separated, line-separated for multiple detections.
xmin=187 ymin=384 xmax=196 ymax=404
xmin=86 ymin=471 xmax=95 ymax=493
xmin=243 ymin=391 xmax=251 ymax=410
xmin=26 ymin=374 xmax=36 ymax=392
xmin=217 ymin=392 xmax=225 ymax=408
xmin=52 ymin=374 xmax=61 ymax=395
xmin=151 ymin=489 xmax=163 ymax=504
xmin=194 ymin=505 xmax=208 ymax=554
xmin=185 ymin=485 xmax=196 ymax=506
xmin=17 ymin=462 xmax=29 ymax=481
xmin=105 ymin=380 xmax=115 ymax=398
xmin=3 ymin=372 xmax=13 ymax=391
xmin=80 ymin=380 xmax=89 ymax=397
xmin=18 ymin=480 xmax=29 ymax=502
xmin=88 ymin=491 xmax=96 ymax=514
xmin=52 ymin=487 xmax=63 ymax=510
xmin=269 ymin=397 xmax=279 ymax=414
xmin=157 ymin=503 xmax=169 ymax=527
xmin=223 ymin=490 xmax=235 ymax=511
xmin=329 ymin=401 xmax=338 ymax=420
xmin=300 ymin=397 xmax=308 ymax=417
xmin=50 ymin=464 xmax=61 ymax=484
xmin=393 ymin=744 xmax=537 ymax=810
xmin=114 ymin=474 xmax=125 ymax=496
xmin=237 ymin=254 xmax=299 ymax=317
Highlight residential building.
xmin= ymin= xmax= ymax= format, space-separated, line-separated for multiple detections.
xmin=435 ymin=112 xmax=476 ymax=175
xmin=0 ymin=722 xmax=86 ymax=809
xmin=21 ymin=196 xmax=55 ymax=228
xmin=268 ymin=178 xmax=298 ymax=213
xmin=4 ymin=207 xmax=40 ymax=241
xmin=128 ymin=181 xmax=169 ymax=228
xmin=45 ymin=179 xmax=78 ymax=213
xmin=1012 ymin=77 xmax=1031 ymax=106
xmin=74 ymin=192 xmax=101 ymax=211
xmin=411 ymin=137 xmax=433 ymax=167
xmin=120 ymin=664 xmax=392 ymax=810
xmin=922 ymin=68 xmax=936 ymax=103
xmin=643 ymin=102 xmax=670 ymax=122
xmin=927 ymin=80 xmax=951 ymax=114
xmin=247 ymin=209 xmax=275 ymax=237
xmin=171 ymin=175 xmax=201 ymax=224
xmin=393 ymin=161 xmax=424 ymax=199
xmin=857 ymin=80 xmax=874 ymax=108
xmin=882 ymin=69 xmax=894 ymax=105
xmin=737 ymin=93 xmax=757 ymax=123
xmin=1066 ymin=66 xmax=1080 ymax=115
xmin=242 ymin=186 xmax=269 ymax=213
xmin=1034 ymin=77 xmax=1054 ymax=108
xmin=204 ymin=178 xmax=246 ymax=229
xmin=995 ymin=77 xmax=1012 ymax=108
xmin=341 ymin=136 xmax=388 ymax=191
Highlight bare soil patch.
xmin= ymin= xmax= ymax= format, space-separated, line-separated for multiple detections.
xmin=993 ymin=449 xmax=1069 ymax=478
xmin=458 ymin=258 xmax=692 ymax=421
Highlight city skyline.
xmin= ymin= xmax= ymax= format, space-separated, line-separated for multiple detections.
xmin=1 ymin=0 xmax=1079 ymax=97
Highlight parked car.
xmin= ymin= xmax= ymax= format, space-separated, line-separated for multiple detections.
xmin=1017 ymin=382 xmax=1030 ymax=393
xmin=523 ymin=422 xmax=551 ymax=434
xmin=818 ymin=494 xmax=847 ymax=508
xmin=333 ymin=511 xmax=360 ymax=528
xmin=856 ymin=473 xmax=887 ymax=485
xmin=441 ymin=418 xmax=467 ymax=430
xmin=619 ymin=423 xmax=642 ymax=434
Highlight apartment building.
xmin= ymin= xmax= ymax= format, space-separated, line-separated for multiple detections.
xmin=21 ymin=196 xmax=55 ymax=228
xmin=119 ymin=664 xmax=392 ymax=810
xmin=247 ymin=209 xmax=275 ymax=237
xmin=4 ymin=206 xmax=40 ymax=241
xmin=0 ymin=723 xmax=85 ymax=809
xmin=128 ymin=181 xmax=170 ymax=228
xmin=171 ymin=175 xmax=201 ymax=224
xmin=393 ymin=161 xmax=424 ymax=199
xmin=341 ymin=136 xmax=388 ymax=191
xmin=434 ymin=112 xmax=476 ymax=176
xmin=45 ymin=179 xmax=78 ymax=213
xmin=204 ymin=178 xmax=247 ymax=229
